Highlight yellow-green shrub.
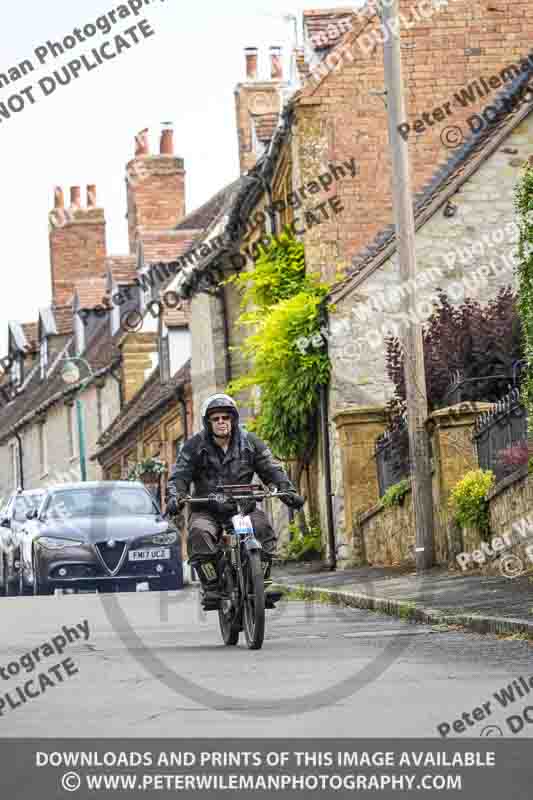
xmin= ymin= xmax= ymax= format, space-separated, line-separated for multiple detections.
xmin=449 ymin=469 xmax=495 ymax=536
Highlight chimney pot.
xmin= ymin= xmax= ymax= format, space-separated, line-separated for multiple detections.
xmin=70 ymin=186 xmax=81 ymax=208
xmin=270 ymin=46 xmax=283 ymax=80
xmin=135 ymin=129 xmax=149 ymax=156
xmin=54 ymin=186 xmax=64 ymax=209
xmin=245 ymin=47 xmax=258 ymax=81
xmin=87 ymin=184 xmax=96 ymax=207
xmin=160 ymin=125 xmax=174 ymax=155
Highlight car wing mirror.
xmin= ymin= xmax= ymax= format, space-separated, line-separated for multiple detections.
xmin=0 ymin=516 xmax=10 ymax=528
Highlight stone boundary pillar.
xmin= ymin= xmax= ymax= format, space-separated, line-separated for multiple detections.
xmin=333 ymin=405 xmax=387 ymax=565
xmin=429 ymin=401 xmax=493 ymax=562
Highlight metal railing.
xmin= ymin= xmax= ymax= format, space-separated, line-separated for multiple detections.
xmin=375 ymin=422 xmax=411 ymax=497
xmin=473 ymin=387 xmax=528 ymax=483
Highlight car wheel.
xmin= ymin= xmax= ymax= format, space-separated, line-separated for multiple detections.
xmin=32 ymin=554 xmax=52 ymax=596
xmin=4 ymin=555 xmax=17 ymax=597
xmin=19 ymin=566 xmax=32 ymax=597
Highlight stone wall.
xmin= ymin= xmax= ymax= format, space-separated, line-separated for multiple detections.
xmin=359 ymin=488 xmax=416 ymax=567
xmin=458 ymin=468 xmax=533 ymax=577
xmin=357 ymin=448 xmax=533 ymax=572
xmin=341 ymin=403 xmax=491 ymax=566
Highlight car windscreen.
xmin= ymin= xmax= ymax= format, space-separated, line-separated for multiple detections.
xmin=46 ymin=487 xmax=158 ymax=518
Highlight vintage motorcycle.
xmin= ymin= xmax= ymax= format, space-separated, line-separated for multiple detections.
xmin=183 ymin=483 xmax=290 ymax=650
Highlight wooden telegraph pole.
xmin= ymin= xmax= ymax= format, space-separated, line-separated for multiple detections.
xmin=381 ymin=0 xmax=435 ymax=571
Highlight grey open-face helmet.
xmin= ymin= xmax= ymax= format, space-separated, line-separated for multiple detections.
xmin=201 ymin=393 xmax=239 ymax=434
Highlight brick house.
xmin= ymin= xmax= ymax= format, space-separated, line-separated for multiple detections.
xmin=0 ymin=126 xmax=197 ymax=501
xmin=92 ymin=359 xmax=192 ymax=562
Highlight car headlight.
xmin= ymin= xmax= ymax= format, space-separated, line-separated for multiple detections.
xmin=148 ymin=531 xmax=177 ymax=545
xmin=38 ymin=537 xmax=83 ymax=550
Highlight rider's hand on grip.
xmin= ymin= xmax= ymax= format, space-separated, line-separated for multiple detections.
xmin=167 ymin=494 xmax=187 ymax=515
xmin=281 ymin=492 xmax=306 ymax=511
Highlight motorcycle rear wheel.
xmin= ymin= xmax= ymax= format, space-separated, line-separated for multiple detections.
xmin=218 ymin=562 xmax=240 ymax=646
xmin=243 ymin=550 xmax=265 ymax=650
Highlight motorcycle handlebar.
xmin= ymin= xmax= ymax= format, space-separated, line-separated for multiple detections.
xmin=183 ymin=490 xmax=294 ymax=505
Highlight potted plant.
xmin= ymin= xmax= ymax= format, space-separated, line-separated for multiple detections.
xmin=127 ymin=456 xmax=167 ymax=484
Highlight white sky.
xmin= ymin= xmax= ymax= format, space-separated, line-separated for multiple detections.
xmin=0 ymin=0 xmax=358 ymax=356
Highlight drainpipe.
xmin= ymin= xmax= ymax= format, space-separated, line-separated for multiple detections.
xmin=178 ymin=391 xmax=188 ymax=439
xmin=14 ymin=431 xmax=24 ymax=490
xmin=219 ymin=284 xmax=232 ymax=386
xmin=318 ymin=302 xmax=336 ymax=571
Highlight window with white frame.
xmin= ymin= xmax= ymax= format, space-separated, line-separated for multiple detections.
xmin=38 ymin=422 xmax=48 ymax=476
xmin=11 ymin=356 xmax=21 ymax=387
xmin=74 ymin=309 xmax=85 ymax=355
xmin=40 ymin=336 xmax=48 ymax=379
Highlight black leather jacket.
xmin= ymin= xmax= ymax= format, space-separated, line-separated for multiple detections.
xmin=166 ymin=426 xmax=295 ymax=510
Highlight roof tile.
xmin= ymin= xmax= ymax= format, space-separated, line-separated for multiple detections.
xmin=303 ymin=8 xmax=356 ymax=52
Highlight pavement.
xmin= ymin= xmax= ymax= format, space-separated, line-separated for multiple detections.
xmin=1 ymin=587 xmax=532 ymax=738
xmin=272 ymin=563 xmax=533 ymax=636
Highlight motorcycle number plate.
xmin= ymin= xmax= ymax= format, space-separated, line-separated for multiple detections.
xmin=231 ymin=514 xmax=254 ymax=535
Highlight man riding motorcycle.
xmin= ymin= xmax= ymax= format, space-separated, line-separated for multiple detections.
xmin=166 ymin=393 xmax=305 ymax=609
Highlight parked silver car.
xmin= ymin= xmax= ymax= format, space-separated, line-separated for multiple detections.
xmin=0 ymin=489 xmax=45 ymax=595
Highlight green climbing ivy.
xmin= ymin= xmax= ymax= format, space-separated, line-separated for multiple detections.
xmin=515 ymin=165 xmax=533 ymax=444
xmin=225 ymin=230 xmax=332 ymax=462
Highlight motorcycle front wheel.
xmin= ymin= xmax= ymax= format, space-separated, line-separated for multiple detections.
xmin=242 ymin=550 xmax=265 ymax=650
xmin=218 ymin=561 xmax=240 ymax=646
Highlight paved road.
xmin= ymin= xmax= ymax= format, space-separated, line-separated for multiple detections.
xmin=0 ymin=587 xmax=531 ymax=738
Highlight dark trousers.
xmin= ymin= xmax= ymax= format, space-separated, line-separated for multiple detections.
xmin=188 ymin=509 xmax=276 ymax=565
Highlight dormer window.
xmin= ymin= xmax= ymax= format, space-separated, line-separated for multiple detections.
xmin=74 ymin=308 xmax=85 ymax=355
xmin=40 ymin=336 xmax=48 ymax=379
xmin=10 ymin=356 xmax=21 ymax=387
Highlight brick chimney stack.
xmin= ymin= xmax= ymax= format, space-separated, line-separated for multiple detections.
xmin=235 ymin=46 xmax=285 ymax=174
xmin=49 ymin=183 xmax=107 ymax=308
xmin=270 ymin=46 xmax=283 ymax=80
xmin=245 ymin=47 xmax=258 ymax=81
xmin=126 ymin=125 xmax=186 ymax=253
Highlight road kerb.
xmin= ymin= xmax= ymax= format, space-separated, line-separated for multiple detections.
xmin=275 ymin=583 xmax=533 ymax=638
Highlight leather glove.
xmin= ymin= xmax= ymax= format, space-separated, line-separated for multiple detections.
xmin=239 ymin=498 xmax=257 ymax=515
xmin=281 ymin=492 xmax=305 ymax=511
xmin=166 ymin=493 xmax=187 ymax=515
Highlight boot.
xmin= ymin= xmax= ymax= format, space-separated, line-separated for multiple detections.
xmin=193 ymin=560 xmax=220 ymax=610
xmin=262 ymin=554 xmax=283 ymax=609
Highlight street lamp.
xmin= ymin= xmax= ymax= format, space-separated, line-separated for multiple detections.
xmin=60 ymin=357 xmax=94 ymax=482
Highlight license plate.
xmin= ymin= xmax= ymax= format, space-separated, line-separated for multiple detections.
xmin=128 ymin=548 xmax=171 ymax=562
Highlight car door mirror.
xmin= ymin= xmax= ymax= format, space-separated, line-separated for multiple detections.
xmin=0 ymin=516 xmax=10 ymax=528
xmin=25 ymin=509 xmax=37 ymax=520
